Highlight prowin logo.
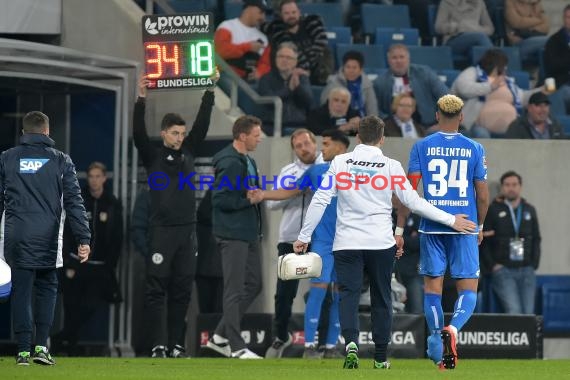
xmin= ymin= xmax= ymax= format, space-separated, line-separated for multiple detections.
xmin=145 ymin=15 xmax=210 ymax=35
xmin=20 ymin=158 xmax=49 ymax=174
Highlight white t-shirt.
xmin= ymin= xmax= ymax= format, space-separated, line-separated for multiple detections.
xmin=217 ymin=18 xmax=268 ymax=55
xmin=298 ymin=144 xmax=455 ymax=250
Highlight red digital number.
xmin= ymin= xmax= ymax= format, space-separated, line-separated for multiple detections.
xmin=145 ymin=43 xmax=180 ymax=79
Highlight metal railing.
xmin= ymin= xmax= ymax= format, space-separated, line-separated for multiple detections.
xmin=216 ymin=55 xmax=284 ymax=137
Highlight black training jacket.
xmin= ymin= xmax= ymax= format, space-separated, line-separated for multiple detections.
xmin=133 ymin=90 xmax=214 ymax=226
xmin=0 ymin=133 xmax=91 ymax=269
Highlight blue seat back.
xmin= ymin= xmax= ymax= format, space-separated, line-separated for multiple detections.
xmin=407 ymin=46 xmax=454 ymax=71
xmin=374 ymin=27 xmax=419 ymax=48
xmin=361 ymin=4 xmax=411 ymax=36
xmin=298 ymin=3 xmax=344 ymax=28
xmin=542 ymin=283 xmax=570 ymax=332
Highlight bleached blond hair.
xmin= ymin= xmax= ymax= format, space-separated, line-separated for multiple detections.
xmin=437 ymin=94 xmax=464 ymax=117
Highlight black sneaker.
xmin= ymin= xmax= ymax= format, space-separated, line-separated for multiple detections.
xmin=323 ymin=347 xmax=344 ymax=359
xmin=170 ymin=344 xmax=189 ymax=358
xmin=151 ymin=345 xmax=168 ymax=358
xmin=32 ymin=346 xmax=55 ymax=365
xmin=16 ymin=351 xmax=30 ymax=366
xmin=264 ymin=333 xmax=292 ymax=358
xmin=302 ymin=345 xmax=322 ymax=359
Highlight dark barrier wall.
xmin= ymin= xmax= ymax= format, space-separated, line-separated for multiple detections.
xmin=195 ymin=313 xmax=541 ymax=359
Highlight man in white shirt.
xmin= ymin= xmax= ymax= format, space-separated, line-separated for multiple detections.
xmin=214 ymin=0 xmax=269 ymax=81
xmin=265 ymin=128 xmax=324 ymax=358
xmin=293 ymin=116 xmax=476 ymax=369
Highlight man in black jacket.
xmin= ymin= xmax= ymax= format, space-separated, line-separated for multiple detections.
xmin=480 ymin=171 xmax=541 ymax=314
xmin=0 ymin=111 xmax=91 ymax=365
xmin=56 ymin=161 xmax=123 ymax=354
xmin=134 ymin=72 xmax=217 ymax=358
xmin=505 ymin=92 xmax=566 ymax=139
xmin=260 ymin=0 xmax=331 ymax=85
xmin=543 ymin=4 xmax=570 ymax=113
xmin=205 ymin=115 xmax=264 ymax=359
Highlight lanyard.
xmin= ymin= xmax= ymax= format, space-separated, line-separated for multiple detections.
xmin=505 ymin=201 xmax=523 ymax=237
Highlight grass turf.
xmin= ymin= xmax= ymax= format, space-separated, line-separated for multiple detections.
xmin=1 ymin=358 xmax=569 ymax=379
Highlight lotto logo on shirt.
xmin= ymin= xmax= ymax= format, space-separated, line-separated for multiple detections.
xmin=19 ymin=159 xmax=49 ymax=174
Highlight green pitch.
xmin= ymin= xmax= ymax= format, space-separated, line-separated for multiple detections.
xmin=1 ymin=358 xmax=569 ymax=379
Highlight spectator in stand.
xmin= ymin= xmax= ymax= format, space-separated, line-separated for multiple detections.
xmin=258 ymin=42 xmax=313 ymax=135
xmin=435 ymin=0 xmax=494 ymax=61
xmin=451 ymin=48 xmax=543 ymax=138
xmin=505 ymin=92 xmax=566 ymax=139
xmin=320 ymin=50 xmax=378 ymax=118
xmin=480 ymin=171 xmax=541 ymax=314
xmin=307 ymin=87 xmax=360 ymax=136
xmin=215 ymin=0 xmax=269 ymax=82
xmin=374 ymin=44 xmax=448 ymax=128
xmin=383 ymin=93 xmax=426 ymax=138
xmin=258 ymin=0 xmax=332 ymax=85
xmin=393 ymin=0 xmax=440 ymax=45
xmin=543 ymin=4 xmax=570 ymax=114
xmin=504 ymin=0 xmax=549 ymax=64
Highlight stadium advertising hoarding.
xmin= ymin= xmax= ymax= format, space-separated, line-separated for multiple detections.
xmin=195 ymin=313 xmax=541 ymax=358
xmin=451 ymin=314 xmax=541 ymax=359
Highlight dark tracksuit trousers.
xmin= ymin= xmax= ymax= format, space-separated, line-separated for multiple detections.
xmin=334 ymin=247 xmax=395 ymax=361
xmin=12 ymin=268 xmax=58 ymax=353
xmin=214 ymin=238 xmax=262 ymax=352
xmin=144 ymin=225 xmax=197 ymax=351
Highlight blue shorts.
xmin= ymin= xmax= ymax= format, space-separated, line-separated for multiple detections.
xmin=310 ymin=240 xmax=336 ymax=283
xmin=419 ymin=234 xmax=479 ymax=279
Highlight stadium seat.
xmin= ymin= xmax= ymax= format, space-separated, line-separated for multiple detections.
xmin=361 ymin=4 xmax=411 ymax=42
xmin=510 ymin=70 xmax=530 ymax=90
xmin=167 ymin=0 xmax=208 ymax=13
xmin=438 ymin=69 xmax=460 ymax=88
xmin=548 ymin=90 xmax=567 ymax=118
xmin=407 ymin=46 xmax=454 ymax=71
xmin=224 ymin=2 xmax=242 ymax=20
xmin=426 ymin=4 xmax=439 ymax=46
xmin=311 ymin=85 xmax=324 ymax=107
xmin=374 ymin=27 xmax=419 ymax=48
xmin=298 ymin=3 xmax=344 ymax=28
xmin=542 ymin=283 xmax=570 ymax=333
xmin=538 ymin=47 xmax=546 ymax=83
xmin=335 ymin=43 xmax=385 ymax=72
xmin=472 ymin=46 xmax=522 ymax=71
xmin=557 ymin=115 xmax=570 ymax=136
xmin=485 ymin=0 xmax=506 ymax=45
xmin=326 ymin=26 xmax=352 ymax=59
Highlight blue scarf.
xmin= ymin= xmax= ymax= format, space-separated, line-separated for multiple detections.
xmin=475 ymin=65 xmax=522 ymax=115
xmin=346 ymin=76 xmax=365 ymax=118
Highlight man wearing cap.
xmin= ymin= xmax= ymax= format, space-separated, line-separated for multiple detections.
xmin=505 ymin=92 xmax=566 ymax=139
xmin=214 ymin=0 xmax=269 ymax=82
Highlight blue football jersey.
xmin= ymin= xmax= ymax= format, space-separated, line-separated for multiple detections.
xmin=297 ymin=163 xmax=337 ymax=243
xmin=408 ymin=132 xmax=487 ymax=233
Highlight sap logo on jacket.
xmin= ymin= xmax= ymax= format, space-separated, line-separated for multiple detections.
xmin=19 ymin=158 xmax=49 ymax=173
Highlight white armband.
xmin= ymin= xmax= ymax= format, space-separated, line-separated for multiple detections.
xmin=395 ymin=227 xmax=404 ymax=236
